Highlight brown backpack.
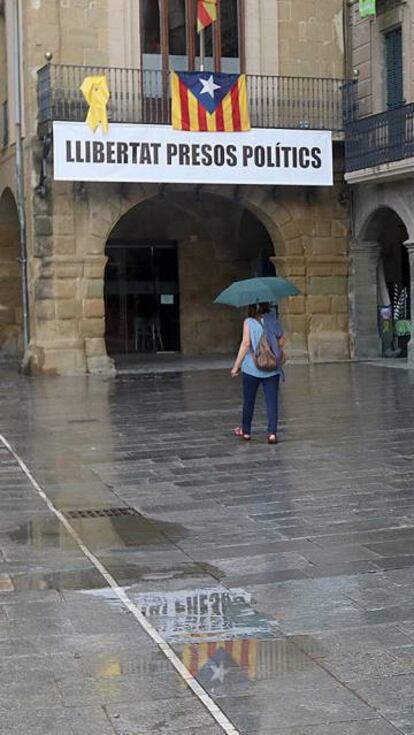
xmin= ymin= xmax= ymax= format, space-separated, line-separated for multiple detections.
xmin=252 ymin=328 xmax=278 ymax=371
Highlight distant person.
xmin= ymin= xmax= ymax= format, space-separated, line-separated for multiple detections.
xmin=231 ymin=303 xmax=285 ymax=444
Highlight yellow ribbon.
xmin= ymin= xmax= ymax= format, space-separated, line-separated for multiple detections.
xmin=80 ymin=75 xmax=109 ymax=134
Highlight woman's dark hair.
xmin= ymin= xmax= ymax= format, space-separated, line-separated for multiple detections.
xmin=247 ymin=302 xmax=271 ymax=319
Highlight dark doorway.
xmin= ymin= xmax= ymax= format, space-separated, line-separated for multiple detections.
xmin=105 ymin=240 xmax=180 ymax=355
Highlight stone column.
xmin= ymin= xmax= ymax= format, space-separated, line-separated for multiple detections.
xmin=403 ymin=241 xmax=414 ymax=368
xmin=349 ymin=241 xmax=382 ymax=359
xmin=28 ymin=254 xmax=116 ymax=376
xmin=273 ymin=255 xmax=308 ymax=359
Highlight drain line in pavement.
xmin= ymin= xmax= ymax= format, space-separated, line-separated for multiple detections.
xmin=0 ymin=433 xmax=240 ymax=735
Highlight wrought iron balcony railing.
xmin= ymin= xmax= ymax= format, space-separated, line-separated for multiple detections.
xmin=345 ymin=102 xmax=414 ymax=173
xmin=37 ymin=63 xmax=348 ymax=135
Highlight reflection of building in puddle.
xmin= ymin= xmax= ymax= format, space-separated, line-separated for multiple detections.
xmin=8 ymin=516 xmax=144 ymax=551
xmin=95 ymin=658 xmax=122 ymax=678
xmin=133 ymin=587 xmax=277 ymax=643
xmin=89 ymin=636 xmax=326 ymax=688
xmin=11 ymin=568 xmax=109 ymax=592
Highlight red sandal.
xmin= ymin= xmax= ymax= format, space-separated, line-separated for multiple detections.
xmin=268 ymin=433 xmax=278 ymax=445
xmin=233 ymin=427 xmax=251 ymax=441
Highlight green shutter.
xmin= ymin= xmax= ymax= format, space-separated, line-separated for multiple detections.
xmin=359 ymin=0 xmax=376 ymax=16
xmin=385 ymin=28 xmax=403 ymax=108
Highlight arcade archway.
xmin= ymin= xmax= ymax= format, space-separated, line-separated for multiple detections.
xmin=104 ymin=191 xmax=277 ymax=358
xmin=352 ymin=206 xmax=410 ymax=359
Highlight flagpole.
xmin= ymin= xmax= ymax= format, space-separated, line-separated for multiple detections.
xmin=200 ymin=28 xmax=205 ymax=71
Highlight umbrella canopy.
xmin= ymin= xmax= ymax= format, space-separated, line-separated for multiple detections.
xmin=214 ymin=277 xmax=300 ymax=308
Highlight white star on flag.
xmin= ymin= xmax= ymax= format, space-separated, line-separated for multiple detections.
xmin=200 ymin=75 xmax=221 ymax=99
xmin=209 ymin=661 xmax=229 ymax=684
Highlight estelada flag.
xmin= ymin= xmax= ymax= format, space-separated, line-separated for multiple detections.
xmin=182 ymin=640 xmax=258 ymax=682
xmin=171 ymin=71 xmax=250 ymax=132
xmin=197 ymin=0 xmax=217 ymax=32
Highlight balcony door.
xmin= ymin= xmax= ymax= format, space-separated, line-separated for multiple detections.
xmin=385 ymin=27 xmax=403 ymax=109
xmin=141 ymin=0 xmax=244 ymax=75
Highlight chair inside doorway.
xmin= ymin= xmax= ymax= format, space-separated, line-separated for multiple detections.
xmin=104 ymin=240 xmax=180 ymax=356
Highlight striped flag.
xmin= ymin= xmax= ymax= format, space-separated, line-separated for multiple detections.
xmin=171 ymin=71 xmax=250 ymax=132
xmin=182 ymin=640 xmax=258 ymax=682
xmin=197 ymin=0 xmax=217 ymax=32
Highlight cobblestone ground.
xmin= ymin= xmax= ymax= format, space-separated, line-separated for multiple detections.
xmin=0 ymin=362 xmax=413 ymax=735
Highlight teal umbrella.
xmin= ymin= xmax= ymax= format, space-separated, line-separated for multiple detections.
xmin=214 ymin=277 xmax=300 ymax=308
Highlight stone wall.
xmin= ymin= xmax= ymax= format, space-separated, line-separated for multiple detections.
xmin=349 ymin=0 xmax=414 ymax=117
xmin=272 ymin=183 xmax=349 ymax=360
xmin=24 ymin=177 xmax=349 ymax=374
xmin=278 ymin=0 xmax=344 ymax=78
xmin=179 ymin=235 xmax=248 ymax=355
xmin=244 ymin=0 xmax=344 ymax=77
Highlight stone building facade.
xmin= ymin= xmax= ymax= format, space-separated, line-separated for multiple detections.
xmin=0 ymin=0 xmax=349 ymax=374
xmin=345 ymin=0 xmax=414 ymax=365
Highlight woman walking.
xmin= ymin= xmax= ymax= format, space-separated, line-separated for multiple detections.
xmin=231 ymin=303 xmax=285 ymax=444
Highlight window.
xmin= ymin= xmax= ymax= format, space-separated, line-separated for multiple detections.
xmin=221 ymin=0 xmax=239 ymax=59
xmin=385 ymin=27 xmax=403 ymax=109
xmin=142 ymin=0 xmax=161 ymax=55
xmin=141 ymin=0 xmax=243 ymax=73
xmin=169 ymin=0 xmax=187 ymax=56
xmin=377 ymin=0 xmax=403 ymax=15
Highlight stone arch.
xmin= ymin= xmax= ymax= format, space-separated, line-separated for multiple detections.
xmin=351 ymin=204 xmax=411 ymax=360
xmin=355 ymin=194 xmax=414 ymax=244
xmin=239 ymin=187 xmax=304 ymax=256
xmin=99 ymin=183 xmax=293 ymax=259
xmin=0 ymin=187 xmax=23 ymax=359
xmin=101 ymin=187 xmax=284 ymax=360
xmin=77 ymin=182 xmax=314 ymax=372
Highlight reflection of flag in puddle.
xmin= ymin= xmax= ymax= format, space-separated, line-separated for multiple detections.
xmin=182 ymin=637 xmax=326 ymax=687
xmin=182 ymin=640 xmax=257 ymax=692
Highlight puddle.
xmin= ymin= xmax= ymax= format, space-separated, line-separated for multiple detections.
xmin=8 ymin=513 xmax=187 ymax=550
xmin=63 ymin=635 xmax=326 ymax=688
xmin=85 ymin=585 xmax=278 ymax=642
xmin=8 ymin=558 xmax=220 ymax=593
xmin=128 ymin=587 xmax=278 ymax=643
xmin=179 ymin=635 xmax=327 ymax=696
xmin=10 ymin=568 xmax=110 ymax=592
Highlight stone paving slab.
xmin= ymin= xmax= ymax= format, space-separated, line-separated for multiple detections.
xmin=247 ymin=724 xmax=401 ymax=735
xmin=0 ymin=363 xmax=413 ymax=733
xmin=0 ymin=707 xmax=117 ymax=735
xmin=105 ymin=699 xmax=223 ymax=734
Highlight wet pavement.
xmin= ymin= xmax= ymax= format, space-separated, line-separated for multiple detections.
xmin=0 ymin=362 xmax=413 ymax=734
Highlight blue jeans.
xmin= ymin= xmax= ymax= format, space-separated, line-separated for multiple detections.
xmin=242 ymin=373 xmax=280 ymax=435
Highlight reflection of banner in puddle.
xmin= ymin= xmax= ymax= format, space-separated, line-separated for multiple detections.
xmin=138 ymin=588 xmax=250 ymax=618
xmin=136 ymin=587 xmax=254 ymax=640
xmin=182 ymin=639 xmax=258 ymax=681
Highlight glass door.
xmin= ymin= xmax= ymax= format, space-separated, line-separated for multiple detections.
xmin=105 ymin=241 xmax=180 ymax=355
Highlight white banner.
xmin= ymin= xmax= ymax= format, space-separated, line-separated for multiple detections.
xmin=53 ymin=121 xmax=333 ymax=186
